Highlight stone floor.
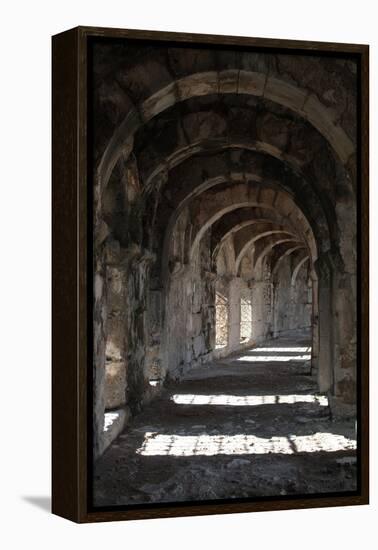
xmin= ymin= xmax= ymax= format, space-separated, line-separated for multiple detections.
xmin=93 ymin=332 xmax=357 ymax=506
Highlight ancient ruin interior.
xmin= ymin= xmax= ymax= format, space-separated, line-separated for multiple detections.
xmin=91 ymin=39 xmax=358 ymax=505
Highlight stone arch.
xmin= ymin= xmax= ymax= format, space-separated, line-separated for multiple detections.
xmin=144 ymin=146 xmax=332 ymax=283
xmin=234 ymin=229 xmax=300 ymax=275
xmin=253 ymin=237 xmax=305 ymax=276
xmin=211 ymin=210 xmax=305 ymax=262
xmin=187 ymin=183 xmax=314 ymax=265
xmin=91 ymin=44 xmax=358 ymax=458
xmin=98 ymin=70 xmax=355 ymax=190
xmin=271 ymin=245 xmax=307 ymax=279
xmin=291 ymin=256 xmax=310 ymax=286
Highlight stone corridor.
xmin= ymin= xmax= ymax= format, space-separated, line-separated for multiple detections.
xmin=93 ymin=331 xmax=356 ymax=506
xmin=90 ymin=41 xmax=358 ymax=504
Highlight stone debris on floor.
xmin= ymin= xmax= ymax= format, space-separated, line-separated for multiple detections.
xmin=93 ymin=333 xmax=357 ymax=506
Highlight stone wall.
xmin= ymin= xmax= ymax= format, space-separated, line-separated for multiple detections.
xmin=90 ymin=41 xmax=358 ymax=457
xmin=272 ymin=255 xmax=312 ymax=337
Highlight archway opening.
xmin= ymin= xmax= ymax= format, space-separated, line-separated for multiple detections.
xmin=91 ymin=40 xmax=358 ymax=505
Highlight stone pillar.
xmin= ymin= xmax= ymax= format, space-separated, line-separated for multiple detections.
xmin=332 ymin=196 xmax=357 ymax=412
xmin=163 ymin=264 xmax=192 ymax=376
xmin=104 ymin=264 xmax=128 ymax=410
xmin=251 ymin=279 xmax=267 ymax=342
xmin=228 ymin=277 xmax=242 ymax=351
xmin=311 ymin=276 xmax=320 ymax=374
xmin=332 ymin=272 xmax=357 ymax=408
xmin=272 ymin=281 xmax=280 ymax=338
xmin=93 ymin=237 xmax=129 ymax=458
xmin=315 ymin=253 xmax=334 ymax=393
xmin=145 ymin=289 xmax=163 ymax=381
xmin=93 ymin=265 xmax=107 ymax=459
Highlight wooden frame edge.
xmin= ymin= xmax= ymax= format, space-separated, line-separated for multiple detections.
xmin=76 ymin=25 xmax=369 ymax=52
xmin=359 ymin=43 xmax=369 ymax=506
xmin=52 ymin=27 xmax=369 ymax=524
xmin=52 ymin=27 xmax=80 ymax=522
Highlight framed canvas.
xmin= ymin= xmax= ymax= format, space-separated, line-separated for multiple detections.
xmin=52 ymin=26 xmax=369 ymax=523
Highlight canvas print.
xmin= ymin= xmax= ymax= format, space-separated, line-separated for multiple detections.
xmin=89 ymin=38 xmax=359 ymax=508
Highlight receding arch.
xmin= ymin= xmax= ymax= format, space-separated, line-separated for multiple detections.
xmin=271 ymin=246 xmax=309 ymax=278
xmin=149 ymin=149 xmax=331 ymax=276
xmin=142 ymin=139 xmax=318 ymax=193
xmin=98 ymin=70 xmax=355 ymax=190
xmin=185 ymin=180 xmax=315 ymax=266
xmin=90 ymin=43 xmax=359 ymax=483
xmin=212 ymin=218 xmax=299 ymax=263
xmin=234 ymin=230 xmax=299 ymax=275
xmin=291 ymin=256 xmax=310 ymax=286
xmin=254 ymin=238 xmax=305 ymax=274
xmin=159 ymin=174 xmax=320 ymax=286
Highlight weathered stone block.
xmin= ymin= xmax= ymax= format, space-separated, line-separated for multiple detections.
xmin=238 ymin=70 xmax=266 ymax=96
xmin=101 ymin=406 xmax=130 ymax=455
xmin=177 ymin=72 xmax=219 ymax=102
xmin=193 ymin=334 xmax=205 ymax=358
xmin=218 ymin=69 xmax=239 ymax=94
xmin=142 ymin=82 xmax=176 ymax=120
xmin=105 ymin=361 xmax=127 ymax=409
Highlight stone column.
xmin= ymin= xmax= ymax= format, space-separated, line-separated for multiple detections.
xmin=315 ymin=250 xmax=357 ymax=415
xmin=93 ymin=237 xmax=129 ymax=458
xmin=228 ymin=277 xmax=242 ymax=351
xmin=332 ymin=271 xmax=357 ymax=409
xmin=104 ymin=264 xmax=128 ymax=410
xmin=251 ymin=279 xmax=267 ymax=342
xmin=93 ymin=264 xmax=107 ymax=459
xmin=311 ymin=276 xmax=320 ymax=374
xmin=315 ymin=253 xmax=334 ymax=393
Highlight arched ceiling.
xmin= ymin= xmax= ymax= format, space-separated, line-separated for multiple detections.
xmin=93 ymin=41 xmax=357 ymax=283
xmin=271 ymin=245 xmax=308 ymax=279
xmin=95 ymin=51 xmax=356 ymax=184
xmin=291 ymin=255 xmax=310 ymax=286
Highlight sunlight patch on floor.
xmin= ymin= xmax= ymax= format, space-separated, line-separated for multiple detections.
xmin=136 ymin=431 xmax=356 ymax=457
xmin=251 ymin=347 xmax=311 ymax=353
xmin=237 ymin=354 xmax=311 ymax=362
xmin=171 ymin=393 xmax=328 ymax=407
xmin=104 ymin=412 xmax=120 ymax=432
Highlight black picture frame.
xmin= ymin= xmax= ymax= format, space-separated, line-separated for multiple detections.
xmin=52 ymin=26 xmax=369 ymax=523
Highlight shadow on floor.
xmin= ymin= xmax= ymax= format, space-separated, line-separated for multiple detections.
xmin=22 ymin=496 xmax=51 ymax=513
xmin=94 ymin=332 xmax=357 ymax=507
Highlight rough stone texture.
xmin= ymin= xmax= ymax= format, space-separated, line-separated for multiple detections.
xmin=272 ymin=254 xmax=312 ymax=337
xmin=101 ymin=406 xmax=130 ymax=456
xmin=105 ymin=362 xmax=127 ymax=409
xmin=94 ymin=333 xmax=356 ymax=505
xmin=90 ymin=43 xmax=357 ymax=468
